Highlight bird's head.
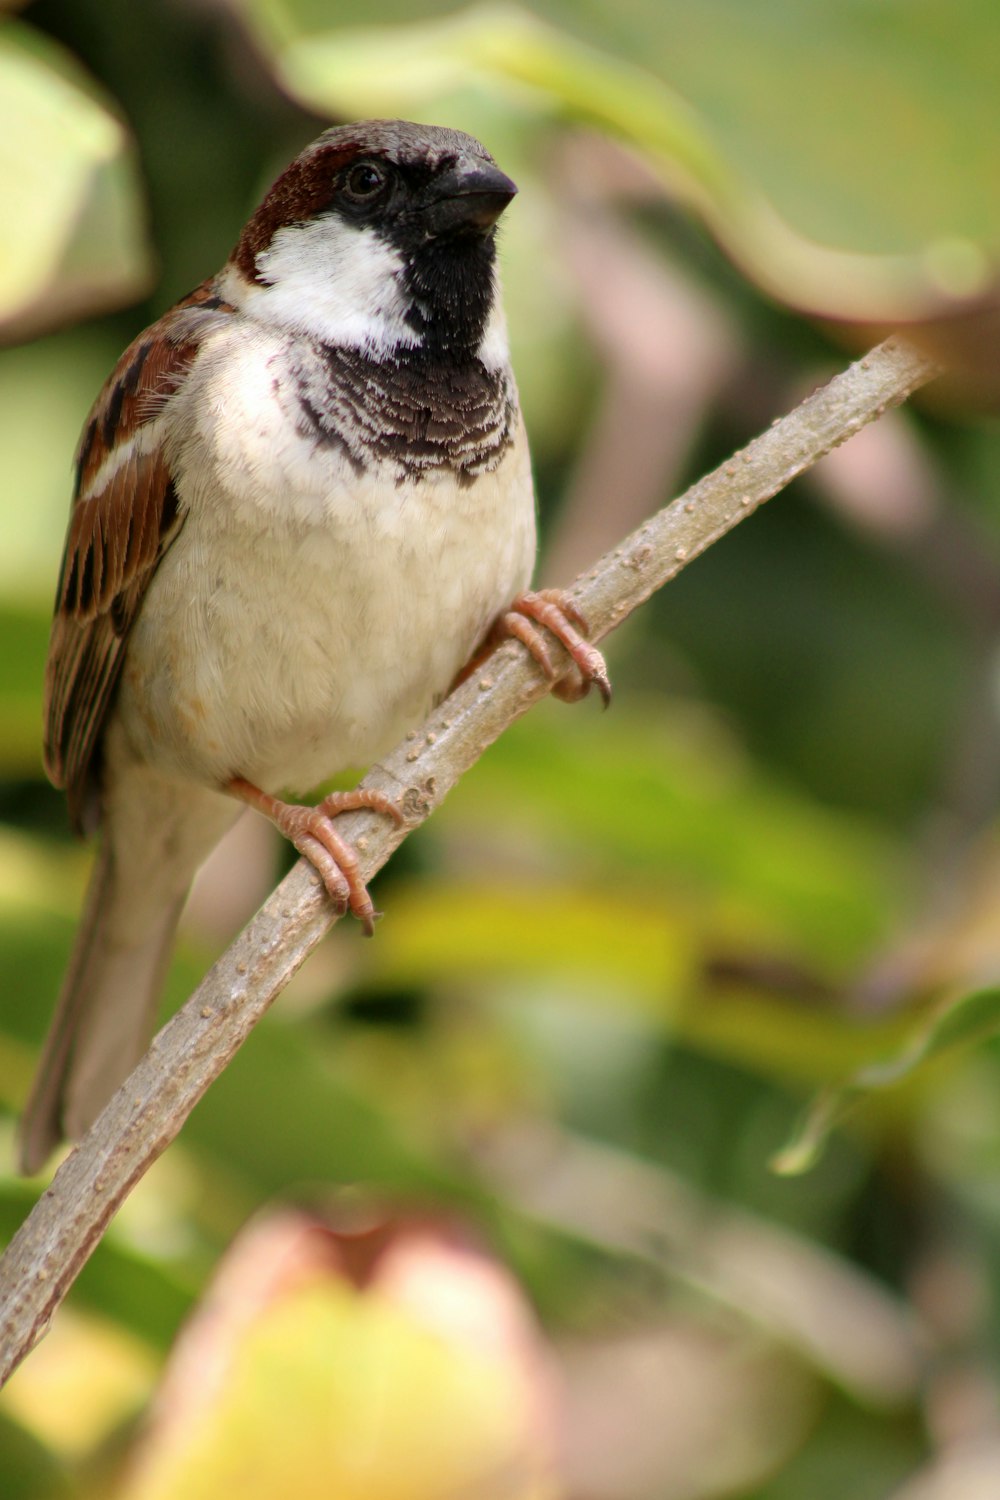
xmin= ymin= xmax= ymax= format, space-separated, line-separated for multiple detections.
xmin=230 ymin=120 xmax=517 ymax=361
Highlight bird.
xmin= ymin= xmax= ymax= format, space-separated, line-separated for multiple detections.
xmin=19 ymin=120 xmax=609 ymax=1174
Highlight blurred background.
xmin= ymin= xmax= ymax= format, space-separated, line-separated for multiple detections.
xmin=3 ymin=1 xmax=1000 ymax=1496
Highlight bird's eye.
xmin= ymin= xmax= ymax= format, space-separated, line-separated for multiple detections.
xmin=342 ymin=163 xmax=387 ymax=203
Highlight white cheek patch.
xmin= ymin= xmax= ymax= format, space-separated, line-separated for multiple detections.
xmin=476 ymin=278 xmax=510 ymax=370
xmin=248 ymin=218 xmax=422 ymax=355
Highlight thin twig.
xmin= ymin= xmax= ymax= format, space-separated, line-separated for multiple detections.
xmin=0 ymin=336 xmax=939 ymax=1386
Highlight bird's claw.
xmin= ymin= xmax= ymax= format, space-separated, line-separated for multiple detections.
xmin=502 ymin=589 xmax=611 ymax=706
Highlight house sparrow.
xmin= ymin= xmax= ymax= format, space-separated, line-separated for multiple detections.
xmin=20 ymin=120 xmax=608 ymax=1173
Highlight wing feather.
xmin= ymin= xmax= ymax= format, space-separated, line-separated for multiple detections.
xmin=43 ymin=279 xmax=233 ymax=832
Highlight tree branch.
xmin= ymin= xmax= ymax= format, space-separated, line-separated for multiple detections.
xmin=0 ymin=336 xmax=939 ymax=1386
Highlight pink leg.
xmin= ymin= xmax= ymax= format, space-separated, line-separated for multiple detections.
xmin=500 ymin=589 xmax=611 ymax=705
xmin=227 ymin=779 xmax=403 ymax=936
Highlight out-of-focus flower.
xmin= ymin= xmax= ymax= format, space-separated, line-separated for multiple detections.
xmin=120 ymin=1206 xmax=561 ymax=1500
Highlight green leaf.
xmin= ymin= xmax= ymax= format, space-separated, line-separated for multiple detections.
xmin=0 ymin=606 xmax=48 ymax=775
xmin=774 ymin=985 xmax=1000 ymax=1174
xmin=183 ymin=1016 xmax=460 ymax=1200
xmin=0 ymin=20 xmax=152 ymax=339
xmin=428 ymin=705 xmax=905 ymax=973
xmin=0 ymin=1410 xmax=70 ymax=1500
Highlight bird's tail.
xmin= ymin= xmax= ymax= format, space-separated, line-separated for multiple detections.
xmin=18 ymin=772 xmax=240 ymax=1175
xmin=18 ymin=841 xmax=186 ymax=1175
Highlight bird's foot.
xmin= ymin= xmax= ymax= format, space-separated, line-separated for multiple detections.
xmin=227 ymin=779 xmax=403 ymax=935
xmin=501 ymin=589 xmax=611 ymax=705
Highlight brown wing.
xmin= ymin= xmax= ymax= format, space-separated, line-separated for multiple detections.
xmin=44 ymin=279 xmax=234 ymax=833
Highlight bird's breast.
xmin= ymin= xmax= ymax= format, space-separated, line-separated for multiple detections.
xmin=118 ymin=325 xmax=536 ymax=794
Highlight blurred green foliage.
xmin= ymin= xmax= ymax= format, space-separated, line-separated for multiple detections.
xmin=3 ymin=1 xmax=1000 ymax=1496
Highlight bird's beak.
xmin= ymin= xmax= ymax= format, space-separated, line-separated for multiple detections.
xmin=421 ymin=159 xmax=518 ymax=235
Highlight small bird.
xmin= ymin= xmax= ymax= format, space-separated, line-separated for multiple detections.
xmin=20 ymin=120 xmax=608 ymax=1173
